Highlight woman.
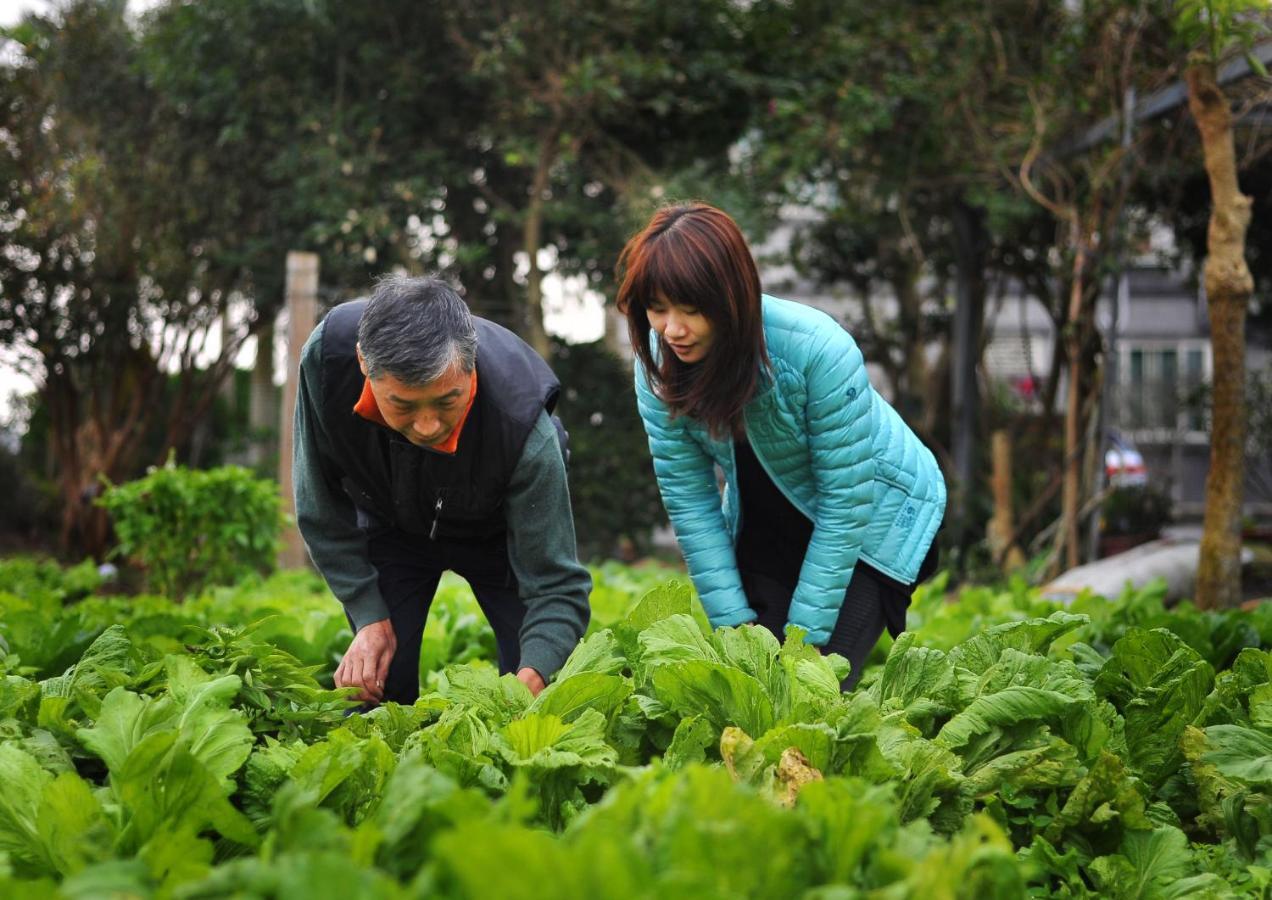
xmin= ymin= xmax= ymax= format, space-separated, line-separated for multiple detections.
xmin=617 ymin=202 xmax=945 ymax=689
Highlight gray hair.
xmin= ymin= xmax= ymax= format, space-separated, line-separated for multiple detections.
xmin=357 ymin=274 xmax=477 ymax=385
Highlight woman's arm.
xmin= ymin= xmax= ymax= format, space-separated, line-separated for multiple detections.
xmin=634 ymin=362 xmax=756 ymax=627
xmin=786 ymin=327 xmax=875 ymax=644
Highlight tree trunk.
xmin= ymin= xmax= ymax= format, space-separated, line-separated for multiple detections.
xmin=1056 ymin=243 xmax=1090 ymax=573
xmin=248 ymin=318 xmax=279 ymax=470
xmin=949 ymin=202 xmax=987 ymax=556
xmin=893 ymin=266 xmax=928 ymax=427
xmin=522 ymin=127 xmax=559 ymax=362
xmin=1187 ymin=57 xmax=1253 ymax=610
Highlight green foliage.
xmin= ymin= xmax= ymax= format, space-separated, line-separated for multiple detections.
xmin=7 ymin=557 xmax=1272 ymax=893
xmin=1174 ymin=0 xmax=1272 ymax=67
xmin=97 ymin=461 xmax=283 ymax=597
xmin=1101 ymin=485 xmax=1174 ymax=537
xmin=551 ymin=338 xmax=665 ymax=561
xmin=2 ymin=0 xmax=757 ymax=555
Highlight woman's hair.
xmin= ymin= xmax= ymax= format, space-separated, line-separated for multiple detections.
xmin=615 ymin=202 xmax=767 ymax=437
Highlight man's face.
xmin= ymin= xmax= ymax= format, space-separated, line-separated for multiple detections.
xmin=357 ymin=347 xmax=471 ymax=448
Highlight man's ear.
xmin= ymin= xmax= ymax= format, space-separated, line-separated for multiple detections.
xmin=355 ymin=343 xmax=369 ymax=378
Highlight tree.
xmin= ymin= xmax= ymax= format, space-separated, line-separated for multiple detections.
xmin=1175 ymin=0 xmax=1269 ymax=608
xmin=439 ymin=0 xmax=755 ymax=357
xmin=740 ymin=0 xmax=1172 ymax=570
xmin=0 ymin=2 xmax=269 ymax=555
xmin=2 ymin=0 xmax=766 ymax=554
xmin=139 ymin=0 xmax=755 ymax=352
xmin=986 ymin=2 xmax=1180 ymax=575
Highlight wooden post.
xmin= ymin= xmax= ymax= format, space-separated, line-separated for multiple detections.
xmin=949 ymin=202 xmax=986 ymax=556
xmin=247 ymin=317 xmax=279 ymax=470
xmin=988 ymin=430 xmax=1027 ymax=571
xmin=278 ymin=252 xmax=319 ymax=569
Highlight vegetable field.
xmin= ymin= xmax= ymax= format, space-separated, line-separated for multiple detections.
xmin=3 ymin=558 xmax=1272 ymax=898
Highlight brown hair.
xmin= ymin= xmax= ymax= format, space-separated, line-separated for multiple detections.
xmin=615 ymin=202 xmax=767 ymax=437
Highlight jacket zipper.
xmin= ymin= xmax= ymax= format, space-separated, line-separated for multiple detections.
xmin=428 ymin=491 xmax=445 ymax=540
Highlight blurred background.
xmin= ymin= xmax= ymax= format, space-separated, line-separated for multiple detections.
xmin=0 ymin=0 xmax=1269 ymax=594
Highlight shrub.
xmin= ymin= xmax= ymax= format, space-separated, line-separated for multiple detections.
xmin=97 ymin=459 xmax=283 ymax=597
xmin=1100 ymin=484 xmax=1172 ymax=537
xmin=552 ymin=338 xmax=666 ymax=561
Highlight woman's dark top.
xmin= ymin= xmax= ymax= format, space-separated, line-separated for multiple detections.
xmin=734 ymin=437 xmax=935 ymax=593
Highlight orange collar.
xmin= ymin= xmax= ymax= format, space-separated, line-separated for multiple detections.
xmin=352 ymin=371 xmax=478 ymax=456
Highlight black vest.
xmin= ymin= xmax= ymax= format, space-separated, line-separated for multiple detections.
xmin=319 ymin=299 xmax=560 ymax=542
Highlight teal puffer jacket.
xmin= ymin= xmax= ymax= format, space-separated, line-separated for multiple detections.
xmin=635 ymin=295 xmax=946 ymax=644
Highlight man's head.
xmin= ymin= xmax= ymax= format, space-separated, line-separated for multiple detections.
xmin=356 ymin=275 xmax=477 ymax=448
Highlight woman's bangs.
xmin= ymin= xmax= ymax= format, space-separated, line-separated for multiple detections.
xmin=647 ymin=243 xmax=722 ymax=318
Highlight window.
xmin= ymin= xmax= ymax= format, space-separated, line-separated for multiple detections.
xmin=1117 ymin=341 xmax=1211 ymax=440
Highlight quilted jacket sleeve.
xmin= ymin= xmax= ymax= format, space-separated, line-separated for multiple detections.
xmin=634 ymin=361 xmax=756 ymax=628
xmin=786 ymin=326 xmax=875 ymax=644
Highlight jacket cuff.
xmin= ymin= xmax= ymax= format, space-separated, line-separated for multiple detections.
xmin=519 ymin=636 xmax=569 ymax=681
xmin=344 ymin=592 xmax=391 ymax=632
xmin=707 ymin=606 xmax=758 ymax=629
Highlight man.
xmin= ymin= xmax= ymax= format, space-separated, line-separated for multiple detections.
xmin=293 ymin=274 xmax=591 ymax=704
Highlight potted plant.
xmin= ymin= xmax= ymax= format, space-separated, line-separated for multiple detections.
xmin=1098 ymin=485 xmax=1172 ymax=558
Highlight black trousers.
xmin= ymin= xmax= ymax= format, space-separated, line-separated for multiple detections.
xmin=359 ymin=529 xmax=526 ymax=705
xmin=741 ymin=544 xmax=937 ymax=691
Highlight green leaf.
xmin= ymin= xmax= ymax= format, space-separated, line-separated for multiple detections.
xmin=713 ymin=624 xmax=781 ymax=685
xmin=649 ymin=660 xmax=775 ymax=736
xmin=370 ymin=753 xmax=490 ymax=873
xmin=285 ymin=729 xmax=396 ymax=824
xmin=779 ymin=631 xmax=844 ymax=722
xmin=873 ymin=633 xmax=958 ymax=729
xmin=936 ymin=685 xmax=1079 ymax=750
xmin=77 ymin=677 xmax=251 ymax=788
xmin=1044 ymin=750 xmax=1152 ymax=844
xmin=1096 ymin=628 xmax=1214 ymax=786
xmin=554 ymin=630 xmax=626 ymax=681
xmin=528 ymin=673 xmax=631 ymax=725
xmin=438 ymin=665 xmax=532 ymax=726
xmin=0 ymin=745 xmax=113 ymax=878
xmin=963 ymin=737 xmax=1084 ymax=797
xmin=1089 ymin=826 xmax=1222 ymax=900
xmin=663 ymin=715 xmax=717 ymax=770
xmin=497 ymin=709 xmax=617 ymax=771
xmin=623 ymin=580 xmax=693 ymax=630
xmin=1203 ymin=724 xmax=1272 ymax=786
xmin=948 ymin=611 xmax=1089 ymax=674
xmin=112 ymin=731 xmax=258 ymax=850
xmin=636 ymin=614 xmax=720 ymax=670
xmin=796 ymin=777 xmax=900 ymax=884
xmin=137 ymin=826 xmax=213 ymax=892
xmin=76 ymin=687 xmax=170 ymax=773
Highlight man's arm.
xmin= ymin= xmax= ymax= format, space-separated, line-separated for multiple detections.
xmin=504 ymin=411 xmax=593 ymax=687
xmin=293 ymin=324 xmax=393 ymax=702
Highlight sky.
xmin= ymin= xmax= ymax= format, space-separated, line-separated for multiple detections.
xmin=0 ymin=0 xmax=606 ymax=428
xmin=0 ymin=3 xmax=48 ymax=423
xmin=0 ymin=0 xmax=51 ymax=27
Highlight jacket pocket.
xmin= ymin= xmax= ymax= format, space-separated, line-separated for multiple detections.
xmin=872 ymin=486 xmax=936 ymax=580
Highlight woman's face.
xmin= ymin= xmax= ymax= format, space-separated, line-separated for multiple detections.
xmin=646 ymin=292 xmax=715 ymax=364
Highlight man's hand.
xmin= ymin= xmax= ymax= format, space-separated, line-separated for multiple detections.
xmin=335 ymin=619 xmax=397 ymax=704
xmin=516 ymin=666 xmax=546 ymax=697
